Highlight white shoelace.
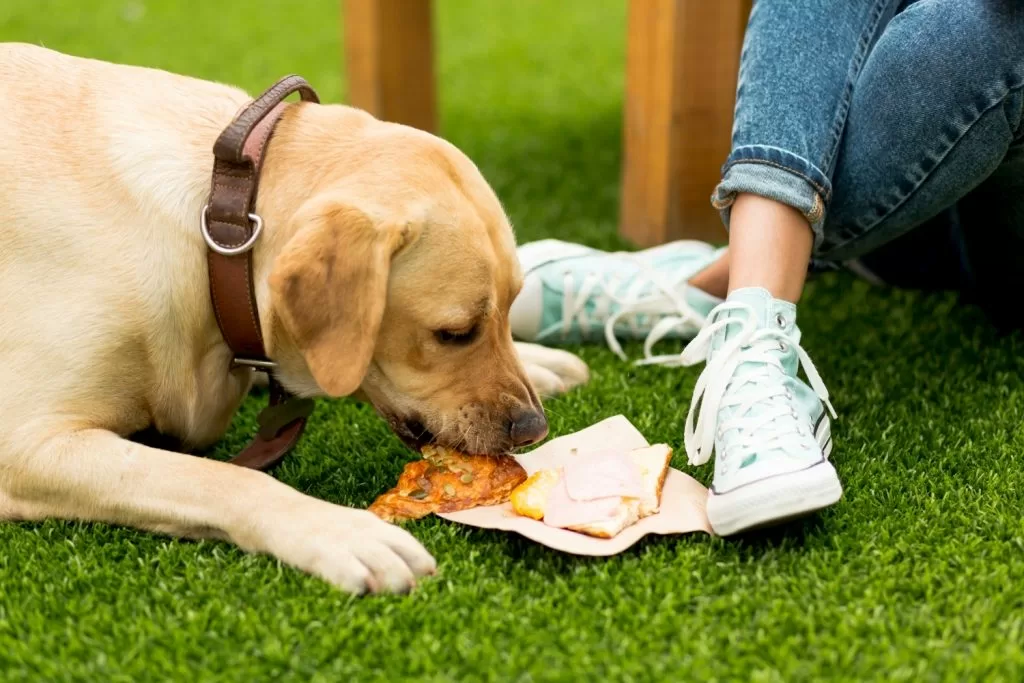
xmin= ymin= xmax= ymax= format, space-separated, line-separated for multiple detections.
xmin=677 ymin=302 xmax=837 ymax=467
xmin=559 ymin=257 xmax=708 ymax=364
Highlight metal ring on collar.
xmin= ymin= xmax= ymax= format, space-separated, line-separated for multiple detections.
xmin=201 ymin=205 xmax=264 ymax=256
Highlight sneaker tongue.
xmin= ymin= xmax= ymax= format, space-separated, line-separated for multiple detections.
xmin=718 ymin=287 xmax=777 ymax=328
xmin=707 ymin=289 xmax=816 ymax=466
xmin=710 ymin=287 xmax=799 ymax=375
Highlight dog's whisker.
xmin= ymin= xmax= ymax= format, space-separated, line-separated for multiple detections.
xmin=457 ymin=421 xmax=473 ymax=452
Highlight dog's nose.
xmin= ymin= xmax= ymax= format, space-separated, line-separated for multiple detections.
xmin=510 ymin=409 xmax=549 ymax=447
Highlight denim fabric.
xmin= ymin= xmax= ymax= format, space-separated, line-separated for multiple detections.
xmin=712 ymin=0 xmax=1024 ymax=267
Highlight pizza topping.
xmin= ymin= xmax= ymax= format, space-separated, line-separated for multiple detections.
xmin=369 ymin=447 xmax=527 ymax=522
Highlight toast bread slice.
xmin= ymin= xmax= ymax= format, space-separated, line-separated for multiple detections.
xmin=509 ymin=444 xmax=672 ymax=538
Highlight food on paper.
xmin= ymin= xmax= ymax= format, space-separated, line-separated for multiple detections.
xmin=369 ymin=445 xmax=527 ymax=523
xmin=509 ymin=444 xmax=672 ymax=538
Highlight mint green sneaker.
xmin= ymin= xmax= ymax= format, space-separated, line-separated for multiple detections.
xmin=679 ymin=287 xmax=842 ymax=536
xmin=511 ymin=239 xmax=724 ymax=362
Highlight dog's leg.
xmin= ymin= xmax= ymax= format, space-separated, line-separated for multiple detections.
xmin=514 ymin=342 xmax=590 ymax=398
xmin=2 ymin=429 xmax=435 ymax=593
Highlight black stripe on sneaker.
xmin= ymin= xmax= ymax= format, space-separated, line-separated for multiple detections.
xmin=814 ymin=412 xmax=829 ymax=438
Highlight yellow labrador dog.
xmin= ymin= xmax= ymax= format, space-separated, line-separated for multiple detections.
xmin=0 ymin=44 xmax=588 ymax=593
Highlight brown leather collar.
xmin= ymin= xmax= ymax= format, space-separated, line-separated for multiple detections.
xmin=203 ymin=76 xmax=319 ymax=471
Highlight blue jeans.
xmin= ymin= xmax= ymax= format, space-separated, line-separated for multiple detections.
xmin=712 ymin=0 xmax=1024 ymax=325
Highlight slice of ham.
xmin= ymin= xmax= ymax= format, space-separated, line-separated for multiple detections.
xmin=562 ymin=449 xmax=644 ymax=501
xmin=542 ymin=474 xmax=621 ymax=528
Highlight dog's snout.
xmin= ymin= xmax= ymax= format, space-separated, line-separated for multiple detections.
xmin=509 ymin=409 xmax=549 ymax=447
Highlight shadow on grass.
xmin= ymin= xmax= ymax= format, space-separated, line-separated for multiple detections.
xmin=448 ymin=508 xmax=835 ymax=574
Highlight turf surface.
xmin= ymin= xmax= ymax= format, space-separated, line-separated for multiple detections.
xmin=3 ymin=1 xmax=1024 ymax=680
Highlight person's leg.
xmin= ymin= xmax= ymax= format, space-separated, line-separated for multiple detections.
xmin=690 ymin=0 xmax=1024 ymax=304
xmin=682 ymin=0 xmax=912 ymax=536
xmin=687 ymin=249 xmax=729 ymax=299
xmin=726 ymin=195 xmax=813 ymax=302
xmin=685 ymin=192 xmax=813 ymax=301
xmin=819 ymin=0 xmax=1024 ymax=266
xmin=688 ymin=201 xmax=968 ymax=298
xmin=689 ymin=0 xmax=906 ymax=304
xmin=711 ymin=0 xmax=908 ymax=291
xmin=805 ymin=0 xmax=1024 ymax=317
xmin=695 ymin=0 xmax=1023 ymax=536
xmin=808 ymin=0 xmax=1024 ymax=338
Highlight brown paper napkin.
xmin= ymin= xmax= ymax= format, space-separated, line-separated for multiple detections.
xmin=438 ymin=415 xmax=712 ymax=555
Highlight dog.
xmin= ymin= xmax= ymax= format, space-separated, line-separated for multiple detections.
xmin=0 ymin=44 xmax=589 ymax=594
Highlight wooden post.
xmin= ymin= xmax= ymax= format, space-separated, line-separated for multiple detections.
xmin=619 ymin=0 xmax=752 ymax=246
xmin=342 ymin=0 xmax=437 ymax=132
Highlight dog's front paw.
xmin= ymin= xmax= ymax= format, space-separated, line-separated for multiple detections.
xmin=260 ymin=501 xmax=436 ymax=594
xmin=514 ymin=342 xmax=590 ymax=398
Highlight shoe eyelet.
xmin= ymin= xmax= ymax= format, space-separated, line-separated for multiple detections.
xmin=775 ymin=313 xmax=786 ymax=328
xmin=779 ymin=341 xmax=788 ymax=352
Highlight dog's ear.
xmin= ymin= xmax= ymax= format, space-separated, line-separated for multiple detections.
xmin=270 ymin=201 xmax=412 ymax=397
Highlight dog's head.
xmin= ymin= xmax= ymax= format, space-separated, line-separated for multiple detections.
xmin=264 ymin=111 xmax=547 ymax=454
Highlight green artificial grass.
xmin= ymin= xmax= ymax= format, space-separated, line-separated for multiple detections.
xmin=3 ymin=1 xmax=1024 ymax=680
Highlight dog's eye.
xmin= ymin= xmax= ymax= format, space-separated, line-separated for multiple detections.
xmin=434 ymin=326 xmax=478 ymax=345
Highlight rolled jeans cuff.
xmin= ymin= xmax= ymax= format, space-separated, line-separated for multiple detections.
xmin=711 ymin=146 xmax=832 ymax=249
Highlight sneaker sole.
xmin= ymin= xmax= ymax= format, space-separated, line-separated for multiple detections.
xmin=707 ymin=421 xmax=841 ymax=536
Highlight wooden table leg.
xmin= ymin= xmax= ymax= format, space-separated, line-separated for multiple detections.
xmin=619 ymin=0 xmax=752 ymax=246
xmin=342 ymin=0 xmax=437 ymax=132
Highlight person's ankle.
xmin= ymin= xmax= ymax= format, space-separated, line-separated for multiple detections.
xmin=727 ymin=281 xmax=801 ymax=305
xmin=687 ymin=250 xmax=730 ymax=298
xmin=727 ymin=194 xmax=814 ymax=303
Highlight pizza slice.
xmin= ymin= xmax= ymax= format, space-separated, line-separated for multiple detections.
xmin=369 ymin=444 xmax=527 ymax=523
